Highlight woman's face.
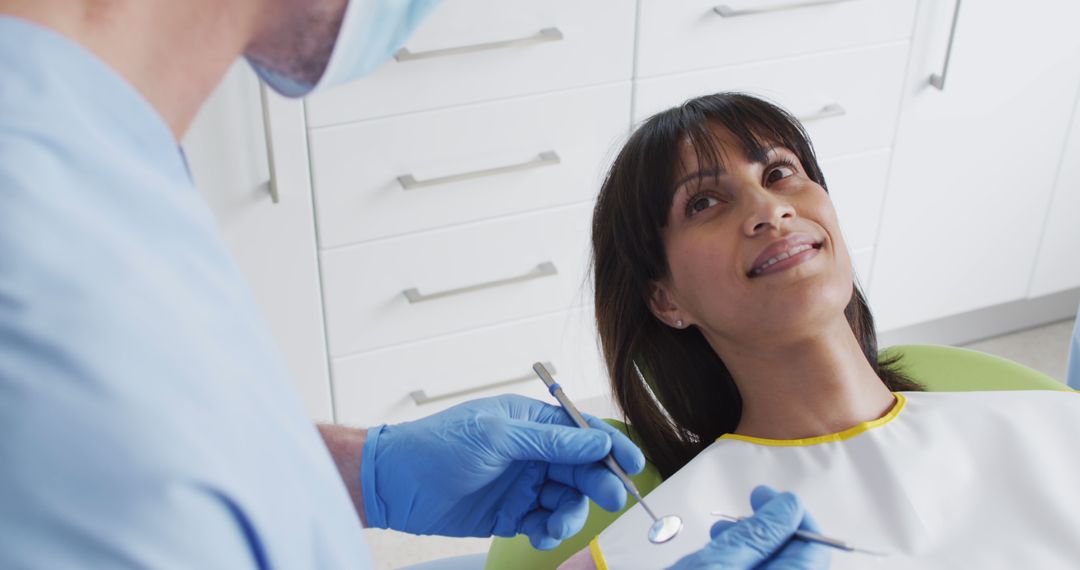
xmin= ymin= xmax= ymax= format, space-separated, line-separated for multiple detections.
xmin=650 ymin=125 xmax=854 ymax=346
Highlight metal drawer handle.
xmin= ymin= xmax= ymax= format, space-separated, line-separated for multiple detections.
xmin=410 ymin=362 xmax=556 ymax=405
xmin=394 ymin=27 xmax=564 ymax=63
xmin=403 ymin=261 xmax=558 ymax=304
xmin=713 ymin=0 xmax=857 ymax=18
xmin=797 ymin=103 xmax=846 ymax=123
xmin=398 ymin=151 xmax=560 ymax=190
xmin=930 ymin=0 xmax=962 ymax=90
xmin=258 ymin=83 xmax=279 ymax=204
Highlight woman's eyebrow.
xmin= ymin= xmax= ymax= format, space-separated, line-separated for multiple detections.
xmin=672 ymin=166 xmax=725 ymax=192
xmin=748 ymin=144 xmax=782 ymax=163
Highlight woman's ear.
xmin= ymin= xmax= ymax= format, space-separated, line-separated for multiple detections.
xmin=649 ymin=283 xmax=689 ymax=329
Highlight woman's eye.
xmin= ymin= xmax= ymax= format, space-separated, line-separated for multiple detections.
xmin=765 ymin=164 xmax=796 ymax=185
xmin=687 ymin=195 xmax=720 ymax=216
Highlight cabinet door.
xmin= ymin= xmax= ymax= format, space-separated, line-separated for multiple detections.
xmin=183 ymin=64 xmax=333 ymax=421
xmin=1029 ymin=87 xmax=1080 ymax=297
xmin=870 ymin=0 xmax=1080 ymax=331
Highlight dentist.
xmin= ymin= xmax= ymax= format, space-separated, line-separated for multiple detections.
xmin=0 ymin=1 xmax=827 ymax=568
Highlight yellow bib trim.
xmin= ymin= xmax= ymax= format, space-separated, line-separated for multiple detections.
xmin=718 ymin=393 xmax=907 ymax=447
xmin=589 ymin=537 xmax=609 ymax=570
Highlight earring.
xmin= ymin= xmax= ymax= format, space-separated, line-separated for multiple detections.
xmin=676 ymin=319 xmax=684 ymax=328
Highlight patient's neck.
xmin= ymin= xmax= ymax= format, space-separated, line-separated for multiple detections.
xmin=713 ymin=316 xmax=896 ymax=440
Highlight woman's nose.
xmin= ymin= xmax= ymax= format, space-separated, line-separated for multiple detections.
xmin=742 ymin=188 xmax=796 ymax=236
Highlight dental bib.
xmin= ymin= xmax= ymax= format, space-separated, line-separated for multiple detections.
xmin=591 ymin=390 xmax=1080 ymax=569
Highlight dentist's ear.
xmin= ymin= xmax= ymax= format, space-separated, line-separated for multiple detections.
xmin=648 ymin=283 xmax=690 ymax=329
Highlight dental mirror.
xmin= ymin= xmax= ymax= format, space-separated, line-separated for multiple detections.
xmin=635 ymin=493 xmax=682 ymax=544
xmin=647 ymin=513 xmax=684 ymax=544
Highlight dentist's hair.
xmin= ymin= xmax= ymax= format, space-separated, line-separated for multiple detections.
xmin=591 ymin=93 xmax=920 ymax=478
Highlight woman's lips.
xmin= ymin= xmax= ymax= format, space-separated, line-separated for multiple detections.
xmin=748 ymin=243 xmax=823 ymax=277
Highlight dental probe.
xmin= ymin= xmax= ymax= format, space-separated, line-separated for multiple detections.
xmin=710 ymin=513 xmax=888 ymax=557
xmin=532 ymin=362 xmax=683 ymax=544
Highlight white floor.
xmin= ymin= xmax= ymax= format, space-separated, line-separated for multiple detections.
xmin=365 ymin=319 xmax=1077 ymax=569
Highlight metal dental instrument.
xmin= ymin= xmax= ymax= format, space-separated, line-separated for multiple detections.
xmin=710 ymin=513 xmax=888 ymax=557
xmin=532 ymin=362 xmax=683 ymax=544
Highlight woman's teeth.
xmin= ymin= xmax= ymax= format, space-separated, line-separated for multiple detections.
xmin=751 ymin=244 xmax=815 ymax=276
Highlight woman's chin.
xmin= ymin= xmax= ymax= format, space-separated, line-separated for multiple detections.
xmin=748 ymin=281 xmax=852 ymax=334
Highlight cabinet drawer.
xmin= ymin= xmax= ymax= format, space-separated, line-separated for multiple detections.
xmin=637 ymin=0 xmax=916 ymax=78
xmin=304 ymin=0 xmax=635 ymax=126
xmin=309 ymin=83 xmax=630 ymax=248
xmin=320 ymin=203 xmax=593 ymax=356
xmin=820 ymin=149 xmax=891 ymax=252
xmin=634 ymin=42 xmax=909 ymax=160
xmin=332 ymin=308 xmax=606 ymax=426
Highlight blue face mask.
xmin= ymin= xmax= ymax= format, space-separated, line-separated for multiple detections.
xmin=249 ymin=0 xmax=440 ymax=98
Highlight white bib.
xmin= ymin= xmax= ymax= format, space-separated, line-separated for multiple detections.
xmin=593 ymin=391 xmax=1080 ymax=569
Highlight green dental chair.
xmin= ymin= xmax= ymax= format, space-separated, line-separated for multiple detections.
xmin=482 ymin=344 xmax=1071 ymax=570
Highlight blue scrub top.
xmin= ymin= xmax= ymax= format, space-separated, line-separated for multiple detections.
xmin=0 ymin=16 xmax=371 ymax=568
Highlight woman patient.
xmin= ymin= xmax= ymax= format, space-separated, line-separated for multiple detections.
xmin=562 ymin=93 xmax=1080 ymax=569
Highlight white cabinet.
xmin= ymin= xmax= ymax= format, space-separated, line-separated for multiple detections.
xmin=1029 ymin=87 xmax=1080 ymax=297
xmin=299 ymin=1 xmax=632 ymax=424
xmin=303 ymin=0 xmax=635 ymax=126
xmin=869 ymin=0 xmax=1080 ymax=331
xmin=192 ymin=1 xmax=1080 ymax=426
xmin=308 ymin=83 xmax=630 ymax=247
xmin=636 ymin=0 xmax=916 ymax=78
xmin=183 ymin=64 xmax=333 ymax=421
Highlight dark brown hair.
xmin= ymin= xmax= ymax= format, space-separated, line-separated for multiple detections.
xmin=591 ymin=93 xmax=920 ymax=478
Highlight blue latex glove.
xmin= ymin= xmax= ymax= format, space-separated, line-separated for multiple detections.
xmin=669 ymin=486 xmax=831 ymax=570
xmin=361 ymin=395 xmax=645 ymax=549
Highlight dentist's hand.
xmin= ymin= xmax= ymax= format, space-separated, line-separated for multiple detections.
xmin=668 ymin=486 xmax=831 ymax=569
xmin=361 ymin=395 xmax=645 ymax=549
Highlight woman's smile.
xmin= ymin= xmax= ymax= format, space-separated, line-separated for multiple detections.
xmin=747 ymin=236 xmax=824 ymax=278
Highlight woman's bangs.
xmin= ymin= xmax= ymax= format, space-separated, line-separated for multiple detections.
xmin=674 ymin=95 xmax=824 ymax=192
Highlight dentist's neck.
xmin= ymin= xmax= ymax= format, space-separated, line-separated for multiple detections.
xmin=711 ymin=315 xmax=896 ymax=440
xmin=0 ymin=0 xmax=265 ymax=140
